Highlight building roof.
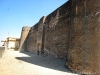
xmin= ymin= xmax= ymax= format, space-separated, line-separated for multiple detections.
xmin=7 ymin=37 xmax=20 ymax=41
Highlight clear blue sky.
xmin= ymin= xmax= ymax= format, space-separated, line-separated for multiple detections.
xmin=0 ymin=0 xmax=67 ymax=46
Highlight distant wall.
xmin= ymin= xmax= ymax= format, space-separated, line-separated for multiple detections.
xmin=14 ymin=40 xmax=20 ymax=50
xmin=7 ymin=40 xmax=20 ymax=50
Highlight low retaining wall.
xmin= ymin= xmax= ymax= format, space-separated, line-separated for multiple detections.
xmin=0 ymin=46 xmax=5 ymax=58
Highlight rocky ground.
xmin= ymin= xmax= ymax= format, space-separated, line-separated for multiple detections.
xmin=0 ymin=50 xmax=80 ymax=75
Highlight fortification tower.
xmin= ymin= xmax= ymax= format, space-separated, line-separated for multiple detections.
xmin=19 ymin=26 xmax=30 ymax=52
xmin=67 ymin=0 xmax=100 ymax=75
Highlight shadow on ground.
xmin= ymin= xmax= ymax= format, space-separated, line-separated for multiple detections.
xmin=15 ymin=52 xmax=80 ymax=74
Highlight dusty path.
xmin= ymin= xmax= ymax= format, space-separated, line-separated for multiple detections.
xmin=0 ymin=50 xmax=80 ymax=75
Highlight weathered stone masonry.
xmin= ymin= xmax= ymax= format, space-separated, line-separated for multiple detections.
xmin=19 ymin=0 xmax=100 ymax=75
xmin=19 ymin=26 xmax=30 ymax=52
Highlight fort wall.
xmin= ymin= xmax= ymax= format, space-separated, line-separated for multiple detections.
xmin=25 ymin=24 xmax=38 ymax=53
xmin=19 ymin=26 xmax=30 ymax=52
xmin=44 ymin=1 xmax=71 ymax=59
xmin=19 ymin=0 xmax=100 ymax=74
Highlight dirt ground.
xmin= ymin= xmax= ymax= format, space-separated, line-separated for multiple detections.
xmin=0 ymin=50 xmax=80 ymax=75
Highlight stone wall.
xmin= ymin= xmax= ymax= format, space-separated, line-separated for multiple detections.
xmin=66 ymin=0 xmax=100 ymax=75
xmin=19 ymin=0 xmax=100 ymax=74
xmin=44 ymin=1 xmax=71 ymax=59
xmin=0 ymin=46 xmax=5 ymax=58
xmin=23 ymin=24 xmax=38 ymax=53
xmin=37 ymin=16 xmax=46 ymax=54
xmin=19 ymin=26 xmax=30 ymax=52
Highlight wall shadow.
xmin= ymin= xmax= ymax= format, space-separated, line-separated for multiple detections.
xmin=15 ymin=51 xmax=79 ymax=74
